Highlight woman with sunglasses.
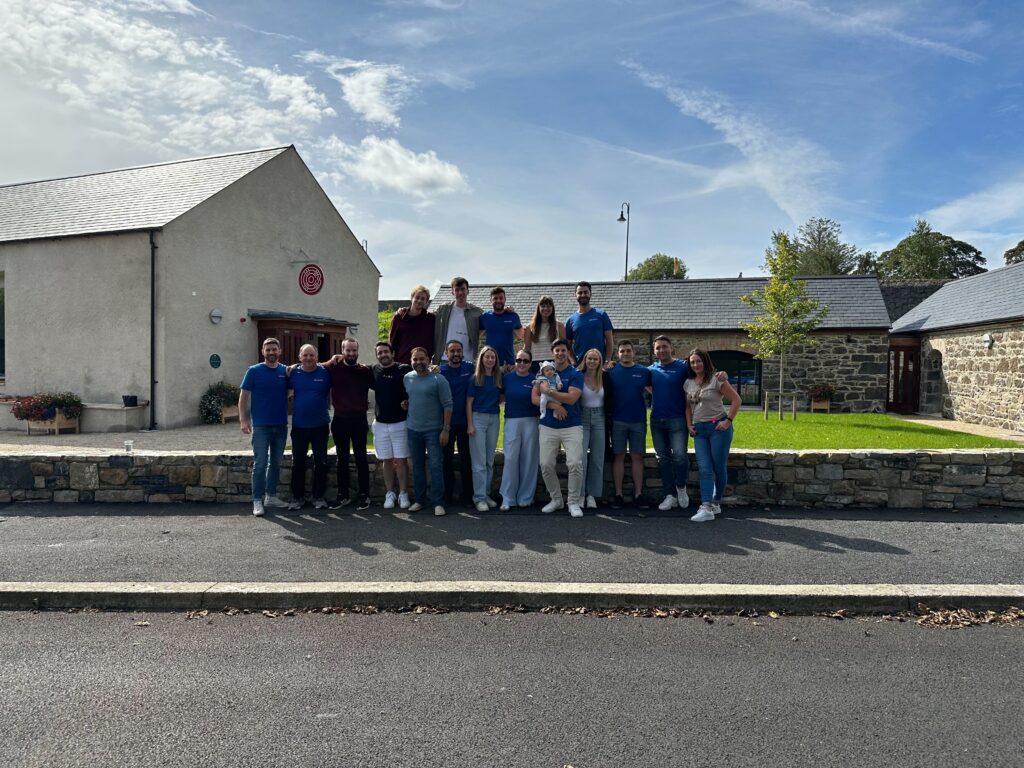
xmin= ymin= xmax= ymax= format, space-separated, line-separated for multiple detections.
xmin=498 ymin=349 xmax=541 ymax=511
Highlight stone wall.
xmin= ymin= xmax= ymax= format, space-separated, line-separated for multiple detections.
xmin=922 ymin=322 xmax=1024 ymax=433
xmin=612 ymin=330 xmax=888 ymax=413
xmin=3 ymin=449 xmax=1022 ymax=510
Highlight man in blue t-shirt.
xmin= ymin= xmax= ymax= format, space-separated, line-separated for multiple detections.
xmin=478 ymin=286 xmax=523 ymax=369
xmin=564 ymin=280 xmax=614 ymax=365
xmin=605 ymin=339 xmax=653 ymax=512
xmin=439 ymin=340 xmax=474 ymax=506
xmin=532 ymin=338 xmax=585 ymax=518
xmin=286 ymin=344 xmax=332 ymax=512
xmin=239 ymin=337 xmax=290 ymax=517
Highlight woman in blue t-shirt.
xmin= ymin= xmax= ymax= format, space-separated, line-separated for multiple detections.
xmin=467 ymin=346 xmax=504 ymax=511
xmin=499 ymin=349 xmax=542 ymax=510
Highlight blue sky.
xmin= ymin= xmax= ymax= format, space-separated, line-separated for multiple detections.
xmin=1 ymin=0 xmax=1022 ymax=297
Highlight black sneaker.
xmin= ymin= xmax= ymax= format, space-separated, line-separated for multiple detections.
xmin=610 ymin=494 xmax=625 ymax=510
xmin=634 ymin=494 xmax=652 ymax=517
xmin=356 ymin=495 xmax=372 ymax=511
xmin=329 ymin=497 xmax=351 ymax=510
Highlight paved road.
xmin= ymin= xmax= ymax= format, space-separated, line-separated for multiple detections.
xmin=0 ymin=610 xmax=1020 ymax=768
xmin=2 ymin=504 xmax=1023 ymax=584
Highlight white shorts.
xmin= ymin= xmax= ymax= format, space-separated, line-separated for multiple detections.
xmin=372 ymin=420 xmax=409 ymax=460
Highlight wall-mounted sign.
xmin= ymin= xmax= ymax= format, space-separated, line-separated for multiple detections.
xmin=299 ymin=264 xmax=324 ymax=295
xmin=209 ymin=354 xmax=221 ymax=369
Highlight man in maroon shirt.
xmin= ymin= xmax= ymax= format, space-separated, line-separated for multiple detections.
xmin=388 ymin=285 xmax=436 ymax=365
xmin=323 ymin=338 xmax=374 ymax=510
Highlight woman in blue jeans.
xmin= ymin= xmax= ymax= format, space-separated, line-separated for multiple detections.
xmin=577 ymin=348 xmax=608 ymax=509
xmin=684 ymin=348 xmax=740 ymax=522
xmin=467 ymin=346 xmax=504 ymax=512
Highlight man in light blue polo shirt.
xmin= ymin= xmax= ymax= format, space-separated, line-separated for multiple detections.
xmin=564 ymin=280 xmax=613 ymax=364
xmin=287 ymin=344 xmax=332 ymax=512
xmin=605 ymin=339 xmax=652 ymax=512
xmin=239 ymin=337 xmax=289 ymax=517
xmin=478 ymin=285 xmax=523 ymax=369
xmin=404 ymin=347 xmax=453 ymax=517
xmin=532 ymin=337 xmax=585 ymax=517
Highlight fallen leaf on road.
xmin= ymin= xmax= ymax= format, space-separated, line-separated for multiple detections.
xmin=262 ymin=610 xmax=279 ymax=618
xmin=133 ymin=620 xmax=150 ymax=627
xmin=768 ymin=611 xmax=781 ymax=619
xmin=184 ymin=609 xmax=209 ymax=620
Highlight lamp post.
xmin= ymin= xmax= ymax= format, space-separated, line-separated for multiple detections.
xmin=617 ymin=202 xmax=630 ymax=281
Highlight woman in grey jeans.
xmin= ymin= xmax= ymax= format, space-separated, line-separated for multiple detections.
xmin=577 ymin=348 xmax=607 ymax=509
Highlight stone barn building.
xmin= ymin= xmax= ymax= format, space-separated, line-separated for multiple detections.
xmin=458 ymin=277 xmax=892 ymax=412
xmin=0 ymin=146 xmax=379 ymax=430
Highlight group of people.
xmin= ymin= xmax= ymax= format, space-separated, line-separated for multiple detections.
xmin=238 ymin=277 xmax=740 ymax=522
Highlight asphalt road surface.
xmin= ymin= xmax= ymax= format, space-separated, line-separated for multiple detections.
xmin=2 ymin=504 xmax=1023 ymax=584
xmin=0 ymin=610 xmax=1021 ymax=768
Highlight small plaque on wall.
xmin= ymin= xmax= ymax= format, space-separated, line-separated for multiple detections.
xmin=209 ymin=354 xmax=222 ymax=369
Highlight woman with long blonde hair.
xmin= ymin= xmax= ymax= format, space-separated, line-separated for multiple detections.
xmin=576 ymin=348 xmax=608 ymax=509
xmin=466 ymin=346 xmax=504 ymax=511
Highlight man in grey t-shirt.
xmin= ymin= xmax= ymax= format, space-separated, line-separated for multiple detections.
xmin=403 ymin=347 xmax=453 ymax=516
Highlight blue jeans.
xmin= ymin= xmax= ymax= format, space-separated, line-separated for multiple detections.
xmin=469 ymin=412 xmax=500 ymax=502
xmin=251 ymin=424 xmax=288 ymax=500
xmin=650 ymin=417 xmax=689 ymax=495
xmin=407 ymin=428 xmax=444 ymax=506
xmin=693 ymin=421 xmax=733 ymax=502
xmin=580 ymin=406 xmax=605 ymax=499
xmin=499 ymin=416 xmax=539 ymax=507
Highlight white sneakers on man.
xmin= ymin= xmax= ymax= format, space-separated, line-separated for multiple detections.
xmin=585 ymin=495 xmax=597 ymax=509
xmin=475 ymin=501 xmax=490 ymax=512
xmin=658 ymin=494 xmax=678 ymax=511
xmin=677 ymin=487 xmax=690 ymax=509
xmin=568 ymin=504 xmax=584 ymax=518
xmin=383 ymin=491 xmax=397 ymax=509
xmin=434 ymin=505 xmax=446 ymax=516
xmin=252 ymin=499 xmax=265 ymax=517
xmin=264 ymin=495 xmax=288 ymax=509
xmin=541 ymin=498 xmax=564 ymax=514
xmin=408 ymin=502 xmax=423 ymax=513
xmin=690 ymin=503 xmax=715 ymax=522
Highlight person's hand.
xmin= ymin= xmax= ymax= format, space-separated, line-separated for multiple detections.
xmin=715 ymin=371 xmax=728 ymax=382
xmin=538 ymin=380 xmax=551 ymax=394
xmin=687 ymin=424 xmax=697 ymax=437
xmin=240 ymin=421 xmax=252 ymax=435
xmin=286 ymin=364 xmax=297 ymax=376
xmin=429 ymin=364 xmax=440 ymax=374
xmin=467 ymin=423 xmax=476 ymax=436
xmin=552 ymin=403 xmax=568 ymax=420
xmin=715 ymin=418 xmax=732 ymax=432
xmin=401 ymin=400 xmax=409 ymax=411
xmin=439 ymin=430 xmax=450 ymax=447
xmin=604 ymin=360 xmax=615 ymax=370
xmin=502 ymin=363 xmax=514 ymax=373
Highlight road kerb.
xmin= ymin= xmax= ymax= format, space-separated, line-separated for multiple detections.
xmin=1 ymin=581 xmax=1022 ymax=613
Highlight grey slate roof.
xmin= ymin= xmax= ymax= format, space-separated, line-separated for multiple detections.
xmin=879 ymin=281 xmax=948 ymax=322
xmin=0 ymin=147 xmax=290 ymax=243
xmin=248 ymin=308 xmax=360 ymax=330
xmin=890 ymin=262 xmax=1024 ymax=333
xmin=448 ymin=276 xmax=890 ymax=330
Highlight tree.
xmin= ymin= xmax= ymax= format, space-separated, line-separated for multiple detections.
xmin=741 ymin=232 xmax=830 ymax=419
xmin=1004 ymin=239 xmax=1024 ymax=265
xmin=875 ymin=219 xmax=986 ymax=280
xmin=852 ymin=251 xmax=879 ymax=275
xmin=793 ymin=217 xmax=859 ymax=275
xmin=626 ymin=253 xmax=688 ymax=281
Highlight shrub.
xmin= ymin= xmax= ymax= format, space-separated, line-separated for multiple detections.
xmin=10 ymin=392 xmax=84 ymax=421
xmin=807 ymin=383 xmax=836 ymax=401
xmin=199 ymin=381 xmax=241 ymax=424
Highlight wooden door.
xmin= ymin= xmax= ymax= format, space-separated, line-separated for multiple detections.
xmin=888 ymin=343 xmax=921 ymax=413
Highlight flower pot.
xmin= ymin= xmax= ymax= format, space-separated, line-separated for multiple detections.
xmin=122 ymin=395 xmax=139 ymax=407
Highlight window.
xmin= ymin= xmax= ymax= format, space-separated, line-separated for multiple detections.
xmin=709 ymin=350 xmax=761 ymax=405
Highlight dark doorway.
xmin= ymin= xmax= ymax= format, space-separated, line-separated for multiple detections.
xmin=709 ymin=350 xmax=761 ymax=405
xmin=888 ymin=338 xmax=921 ymax=413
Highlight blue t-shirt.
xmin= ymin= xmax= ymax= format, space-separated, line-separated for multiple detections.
xmin=564 ymin=308 xmax=613 ymax=362
xmin=503 ymin=371 xmax=540 ymax=419
xmin=240 ymin=363 xmax=289 ymax=426
xmin=479 ymin=310 xmax=522 ymax=366
xmin=440 ymin=362 xmax=474 ymax=426
xmin=648 ymin=359 xmax=690 ymax=420
xmin=289 ymin=365 xmax=331 ymax=428
xmin=467 ymin=376 xmax=502 ymax=414
xmin=539 ymin=366 xmax=584 ymax=429
xmin=606 ymin=363 xmax=651 ymax=423
xmin=403 ymin=372 xmax=453 ymax=432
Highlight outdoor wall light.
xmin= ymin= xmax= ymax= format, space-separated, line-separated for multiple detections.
xmin=209 ymin=309 xmax=223 ymax=324
xmin=982 ymin=333 xmax=994 ymax=349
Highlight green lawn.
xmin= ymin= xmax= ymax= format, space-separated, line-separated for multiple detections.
xmin=352 ymin=412 xmax=1017 ymax=451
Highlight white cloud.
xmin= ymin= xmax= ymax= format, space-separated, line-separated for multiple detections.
xmin=626 ymin=62 xmax=835 ymax=224
xmin=317 ymin=135 xmax=468 ymax=197
xmin=744 ymin=0 xmax=982 ymax=64
xmin=301 ymin=51 xmax=414 ymax=127
xmin=924 ymin=175 xmax=1024 ymax=231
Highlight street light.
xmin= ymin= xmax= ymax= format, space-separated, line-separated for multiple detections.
xmin=617 ymin=202 xmax=630 ymax=281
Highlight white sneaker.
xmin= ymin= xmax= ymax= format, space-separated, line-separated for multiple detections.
xmin=541 ymin=498 xmax=564 ymax=514
xmin=383 ymin=491 xmax=397 ymax=509
xmin=690 ymin=504 xmax=715 ymax=522
xmin=475 ymin=501 xmax=489 ymax=512
xmin=677 ymin=487 xmax=689 ymax=509
xmin=286 ymin=499 xmax=303 ymax=512
xmin=499 ymin=503 xmax=512 ymax=512
xmin=568 ymin=504 xmax=584 ymax=518
xmin=264 ymin=495 xmax=288 ymax=509
xmin=711 ymin=502 xmax=722 ymax=516
xmin=312 ymin=498 xmax=328 ymax=510
xmin=408 ymin=502 xmax=423 ymax=512
xmin=252 ymin=499 xmax=265 ymax=517
xmin=485 ymin=498 xmax=497 ymax=509
xmin=658 ymin=494 xmax=678 ymax=511
xmin=434 ymin=505 xmax=446 ymax=517
xmin=398 ymin=492 xmax=411 ymax=509
xmin=585 ymin=495 xmax=597 ymax=509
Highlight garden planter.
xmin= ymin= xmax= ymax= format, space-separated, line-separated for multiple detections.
xmin=26 ymin=411 xmax=80 ymax=435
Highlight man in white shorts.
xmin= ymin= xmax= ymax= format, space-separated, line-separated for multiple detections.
xmin=371 ymin=342 xmax=413 ymax=508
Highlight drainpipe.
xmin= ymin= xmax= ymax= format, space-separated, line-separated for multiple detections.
xmin=149 ymin=230 xmax=158 ymax=430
